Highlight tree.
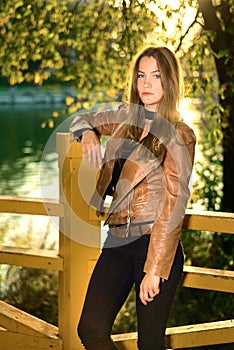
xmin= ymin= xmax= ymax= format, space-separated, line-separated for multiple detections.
xmin=0 ymin=0 xmax=157 ymax=106
xmin=198 ymin=0 xmax=234 ymax=212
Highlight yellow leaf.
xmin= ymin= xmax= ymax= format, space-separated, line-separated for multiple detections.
xmin=48 ymin=119 xmax=54 ymax=128
xmin=9 ymin=76 xmax=15 ymax=85
xmin=52 ymin=111 xmax=59 ymax=118
xmin=39 ymin=28 xmax=49 ymax=35
xmin=83 ymin=101 xmax=91 ymax=109
xmin=76 ymin=102 xmax=82 ymax=110
xmin=46 ymin=60 xmax=54 ymax=68
xmin=66 ymin=96 xmax=75 ymax=106
xmin=15 ymin=1 xmax=24 ymax=9
xmin=34 ymin=72 xmax=41 ymax=84
xmin=68 ymin=105 xmax=78 ymax=114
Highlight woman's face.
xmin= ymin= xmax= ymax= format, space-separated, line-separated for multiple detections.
xmin=137 ymin=56 xmax=163 ymax=111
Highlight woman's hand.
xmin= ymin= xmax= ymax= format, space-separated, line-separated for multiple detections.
xmin=139 ymin=273 xmax=161 ymax=305
xmin=81 ymin=130 xmax=102 ymax=169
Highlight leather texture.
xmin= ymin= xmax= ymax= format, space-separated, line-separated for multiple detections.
xmin=70 ymin=105 xmax=196 ymax=279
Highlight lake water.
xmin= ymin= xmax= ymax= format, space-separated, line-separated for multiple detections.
xmin=0 ymin=103 xmax=68 ymax=248
xmin=0 ymin=99 xmax=202 ymax=249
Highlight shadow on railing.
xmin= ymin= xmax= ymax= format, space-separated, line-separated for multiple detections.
xmin=0 ymin=133 xmax=234 ymax=350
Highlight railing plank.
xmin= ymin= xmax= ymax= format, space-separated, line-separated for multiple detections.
xmin=0 ymin=331 xmax=62 ymax=350
xmin=1 ymin=196 xmax=234 ymax=234
xmin=112 ymin=319 xmax=234 ymax=349
xmin=0 ymin=246 xmax=63 ymax=271
xmin=183 ymin=209 xmax=234 ymax=233
xmin=166 ymin=319 xmax=234 ymax=348
xmin=0 ymin=301 xmax=59 ymax=337
xmin=182 ymin=265 xmax=234 ymax=293
xmin=0 ymin=195 xmax=64 ymax=217
xmin=0 ymin=301 xmax=62 ymax=350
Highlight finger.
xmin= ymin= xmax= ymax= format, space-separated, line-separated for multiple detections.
xmin=91 ymin=145 xmax=102 ymax=169
xmin=141 ymin=293 xmax=154 ymax=305
xmin=81 ymin=143 xmax=90 ymax=161
xmin=82 ymin=143 xmax=97 ymax=167
xmin=139 ymin=286 xmax=146 ymax=305
xmin=148 ymin=290 xmax=156 ymax=298
xmin=81 ymin=139 xmax=96 ymax=161
xmin=88 ymin=149 xmax=93 ymax=167
xmin=139 ymin=291 xmax=147 ymax=305
xmin=96 ymin=146 xmax=102 ymax=169
xmin=140 ymin=287 xmax=153 ymax=305
xmin=148 ymin=288 xmax=160 ymax=298
xmin=140 ymin=287 xmax=160 ymax=305
xmin=89 ymin=146 xmax=102 ymax=168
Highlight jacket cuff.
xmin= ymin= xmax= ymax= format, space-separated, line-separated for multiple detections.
xmin=143 ymin=261 xmax=170 ymax=280
xmin=72 ymin=128 xmax=92 ymax=142
xmin=143 ymin=235 xmax=180 ymax=280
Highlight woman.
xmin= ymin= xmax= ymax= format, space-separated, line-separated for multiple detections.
xmin=70 ymin=46 xmax=196 ymax=350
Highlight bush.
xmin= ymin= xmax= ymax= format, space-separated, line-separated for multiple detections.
xmin=0 ymin=216 xmax=58 ymax=325
xmin=1 ymin=266 xmax=58 ymax=325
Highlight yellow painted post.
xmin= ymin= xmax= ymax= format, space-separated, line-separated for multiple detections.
xmin=56 ymin=133 xmax=101 ymax=350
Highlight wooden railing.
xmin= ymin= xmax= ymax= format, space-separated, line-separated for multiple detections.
xmin=0 ymin=132 xmax=234 ymax=350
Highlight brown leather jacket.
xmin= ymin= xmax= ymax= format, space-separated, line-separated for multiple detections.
xmin=70 ymin=104 xmax=196 ymax=279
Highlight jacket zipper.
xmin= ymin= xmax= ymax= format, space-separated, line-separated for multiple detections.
xmin=125 ymin=197 xmax=159 ymax=237
xmin=125 ymin=194 xmax=131 ymax=237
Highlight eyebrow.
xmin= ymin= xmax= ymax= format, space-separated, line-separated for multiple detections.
xmin=138 ymin=69 xmax=160 ymax=73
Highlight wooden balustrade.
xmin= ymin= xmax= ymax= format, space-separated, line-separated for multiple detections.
xmin=0 ymin=132 xmax=233 ymax=350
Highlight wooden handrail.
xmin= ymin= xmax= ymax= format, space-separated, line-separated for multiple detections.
xmin=182 ymin=265 xmax=234 ymax=293
xmin=112 ymin=319 xmax=234 ymax=349
xmin=183 ymin=209 xmax=234 ymax=233
xmin=1 ymin=195 xmax=234 ymax=234
xmin=0 ymin=245 xmax=63 ymax=271
xmin=0 ymin=195 xmax=63 ymax=217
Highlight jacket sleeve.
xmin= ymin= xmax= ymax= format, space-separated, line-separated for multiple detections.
xmin=69 ymin=103 xmax=126 ymax=141
xmin=144 ymin=123 xmax=196 ymax=280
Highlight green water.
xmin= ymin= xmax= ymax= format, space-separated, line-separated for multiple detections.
xmin=0 ymin=103 xmax=68 ymax=248
xmin=0 ymin=104 xmax=65 ymax=196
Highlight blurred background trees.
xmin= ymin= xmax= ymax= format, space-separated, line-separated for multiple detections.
xmin=0 ymin=0 xmax=233 ymax=209
xmin=0 ymin=1 xmax=233 ymax=348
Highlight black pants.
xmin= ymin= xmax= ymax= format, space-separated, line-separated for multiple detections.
xmin=78 ymin=233 xmax=184 ymax=350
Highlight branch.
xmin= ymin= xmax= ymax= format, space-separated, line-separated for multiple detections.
xmin=175 ymin=10 xmax=200 ymax=52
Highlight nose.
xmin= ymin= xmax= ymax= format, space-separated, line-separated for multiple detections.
xmin=144 ymin=75 xmax=151 ymax=87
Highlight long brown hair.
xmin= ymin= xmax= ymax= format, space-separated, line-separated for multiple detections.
xmin=130 ymin=46 xmax=182 ymax=122
xmin=123 ymin=46 xmax=183 ymax=161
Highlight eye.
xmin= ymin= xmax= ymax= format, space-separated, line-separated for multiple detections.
xmin=153 ymin=73 xmax=161 ymax=79
xmin=137 ymin=73 xmax=144 ymax=79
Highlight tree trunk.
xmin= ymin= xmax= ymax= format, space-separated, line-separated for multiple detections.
xmin=198 ymin=0 xmax=234 ymax=212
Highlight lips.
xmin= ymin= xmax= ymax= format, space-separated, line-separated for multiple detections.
xmin=142 ymin=92 xmax=153 ymax=96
